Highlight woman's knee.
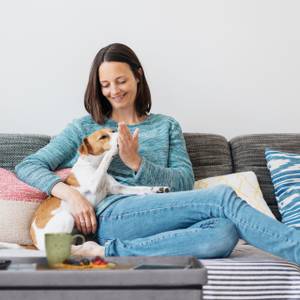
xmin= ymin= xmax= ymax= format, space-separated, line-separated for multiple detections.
xmin=207 ymin=184 xmax=239 ymax=208
xmin=213 ymin=184 xmax=236 ymax=197
xmin=209 ymin=219 xmax=239 ymax=258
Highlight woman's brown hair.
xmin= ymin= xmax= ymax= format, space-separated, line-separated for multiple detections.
xmin=84 ymin=43 xmax=151 ymax=124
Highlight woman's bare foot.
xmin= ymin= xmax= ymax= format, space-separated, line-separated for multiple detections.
xmin=71 ymin=241 xmax=105 ymax=257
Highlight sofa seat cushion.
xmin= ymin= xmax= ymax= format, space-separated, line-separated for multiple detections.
xmin=201 ymin=243 xmax=300 ymax=299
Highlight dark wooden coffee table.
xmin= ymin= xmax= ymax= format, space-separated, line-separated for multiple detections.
xmin=0 ymin=256 xmax=207 ymax=300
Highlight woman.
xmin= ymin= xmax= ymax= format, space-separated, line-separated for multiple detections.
xmin=16 ymin=43 xmax=300 ymax=263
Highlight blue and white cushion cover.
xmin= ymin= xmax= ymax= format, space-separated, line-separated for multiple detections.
xmin=265 ymin=148 xmax=300 ymax=227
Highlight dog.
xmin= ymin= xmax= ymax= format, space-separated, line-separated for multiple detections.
xmin=30 ymin=128 xmax=170 ymax=250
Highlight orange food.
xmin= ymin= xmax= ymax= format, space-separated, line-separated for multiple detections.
xmin=52 ymin=262 xmax=116 ymax=270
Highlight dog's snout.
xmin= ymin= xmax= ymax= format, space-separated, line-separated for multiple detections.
xmin=111 ymin=129 xmax=116 ymax=133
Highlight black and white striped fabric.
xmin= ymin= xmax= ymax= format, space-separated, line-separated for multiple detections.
xmin=201 ymin=244 xmax=300 ymax=299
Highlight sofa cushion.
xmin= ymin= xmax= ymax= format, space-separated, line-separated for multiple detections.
xmin=0 ymin=134 xmax=51 ymax=172
xmin=265 ymin=148 xmax=300 ymax=227
xmin=194 ymin=171 xmax=275 ymax=219
xmin=230 ymin=134 xmax=300 ymax=220
xmin=184 ymin=133 xmax=232 ymax=180
xmin=0 ymin=168 xmax=71 ymax=245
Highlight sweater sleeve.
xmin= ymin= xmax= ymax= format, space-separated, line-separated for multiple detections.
xmin=15 ymin=121 xmax=83 ymax=195
xmin=134 ymin=119 xmax=195 ymax=192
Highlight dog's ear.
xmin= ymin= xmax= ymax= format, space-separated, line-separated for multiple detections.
xmin=79 ymin=137 xmax=92 ymax=155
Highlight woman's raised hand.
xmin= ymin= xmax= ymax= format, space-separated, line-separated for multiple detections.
xmin=118 ymin=122 xmax=142 ymax=172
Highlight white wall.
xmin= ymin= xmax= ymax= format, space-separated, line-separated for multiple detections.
xmin=0 ymin=0 xmax=299 ymax=138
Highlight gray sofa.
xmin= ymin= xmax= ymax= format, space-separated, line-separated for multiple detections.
xmin=185 ymin=132 xmax=300 ymax=220
xmin=1 ymin=132 xmax=300 ymax=299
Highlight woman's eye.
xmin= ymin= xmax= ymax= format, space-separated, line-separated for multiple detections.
xmin=118 ymin=81 xmax=126 ymax=84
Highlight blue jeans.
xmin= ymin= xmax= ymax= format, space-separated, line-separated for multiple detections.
xmin=98 ymin=185 xmax=300 ymax=263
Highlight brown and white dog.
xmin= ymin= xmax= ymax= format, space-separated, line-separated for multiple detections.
xmin=30 ymin=128 xmax=169 ymax=250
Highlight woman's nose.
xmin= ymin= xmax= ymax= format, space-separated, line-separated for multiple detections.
xmin=110 ymin=84 xmax=120 ymax=95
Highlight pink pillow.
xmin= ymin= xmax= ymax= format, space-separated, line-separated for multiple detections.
xmin=0 ymin=168 xmax=71 ymax=203
xmin=0 ymin=167 xmax=72 ymax=245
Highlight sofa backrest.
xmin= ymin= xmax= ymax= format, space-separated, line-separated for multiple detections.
xmin=2 ymin=132 xmax=300 ymax=222
xmin=0 ymin=134 xmax=50 ymax=172
xmin=230 ymin=134 xmax=300 ymax=220
xmin=1 ymin=132 xmax=234 ymax=178
xmin=184 ymin=133 xmax=233 ymax=179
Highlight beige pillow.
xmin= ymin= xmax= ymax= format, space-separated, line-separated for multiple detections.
xmin=194 ymin=171 xmax=275 ymax=219
xmin=0 ymin=200 xmax=39 ymax=245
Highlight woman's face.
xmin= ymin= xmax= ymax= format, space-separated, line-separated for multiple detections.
xmin=99 ymin=61 xmax=139 ymax=113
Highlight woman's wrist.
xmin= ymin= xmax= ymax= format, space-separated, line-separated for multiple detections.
xmin=130 ymin=155 xmax=142 ymax=172
xmin=51 ymin=181 xmax=78 ymax=202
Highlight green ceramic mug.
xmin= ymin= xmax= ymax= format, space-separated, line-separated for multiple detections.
xmin=45 ymin=233 xmax=85 ymax=267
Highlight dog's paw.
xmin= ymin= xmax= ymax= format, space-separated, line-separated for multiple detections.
xmin=153 ymin=186 xmax=170 ymax=193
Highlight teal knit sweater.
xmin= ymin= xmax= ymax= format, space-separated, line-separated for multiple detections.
xmin=15 ymin=113 xmax=195 ymax=215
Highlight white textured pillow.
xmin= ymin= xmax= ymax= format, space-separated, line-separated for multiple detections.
xmin=194 ymin=171 xmax=275 ymax=219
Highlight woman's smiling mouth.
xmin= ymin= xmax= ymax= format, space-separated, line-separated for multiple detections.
xmin=112 ymin=93 xmax=127 ymax=102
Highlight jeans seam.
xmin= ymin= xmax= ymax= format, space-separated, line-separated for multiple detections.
xmin=101 ymin=203 xmax=221 ymax=220
xmin=231 ymin=214 xmax=295 ymax=244
xmin=123 ymin=227 xmax=209 ymax=248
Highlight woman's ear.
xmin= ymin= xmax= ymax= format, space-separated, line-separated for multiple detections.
xmin=136 ymin=67 xmax=143 ymax=83
xmin=138 ymin=67 xmax=143 ymax=77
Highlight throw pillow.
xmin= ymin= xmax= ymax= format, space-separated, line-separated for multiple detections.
xmin=0 ymin=168 xmax=71 ymax=245
xmin=265 ymin=148 xmax=300 ymax=227
xmin=194 ymin=171 xmax=275 ymax=219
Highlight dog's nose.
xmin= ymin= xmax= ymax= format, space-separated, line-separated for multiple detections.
xmin=112 ymin=129 xmax=116 ymax=133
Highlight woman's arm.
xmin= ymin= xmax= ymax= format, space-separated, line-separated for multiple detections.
xmin=118 ymin=119 xmax=195 ymax=192
xmin=15 ymin=119 xmax=98 ymax=235
xmin=134 ymin=120 xmax=194 ymax=191
xmin=15 ymin=121 xmax=83 ymax=194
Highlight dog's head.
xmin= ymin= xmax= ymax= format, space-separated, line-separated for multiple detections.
xmin=79 ymin=128 xmax=118 ymax=156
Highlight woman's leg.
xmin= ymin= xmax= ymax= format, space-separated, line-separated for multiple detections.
xmin=103 ymin=218 xmax=238 ymax=258
xmin=98 ymin=187 xmax=239 ymax=258
xmin=98 ymin=185 xmax=300 ymax=264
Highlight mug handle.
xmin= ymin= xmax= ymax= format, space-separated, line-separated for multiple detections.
xmin=72 ymin=234 xmax=86 ymax=245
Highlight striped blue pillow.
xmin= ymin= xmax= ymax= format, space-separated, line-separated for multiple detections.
xmin=265 ymin=148 xmax=300 ymax=227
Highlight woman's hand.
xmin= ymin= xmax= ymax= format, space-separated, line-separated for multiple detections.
xmin=67 ymin=190 xmax=97 ymax=235
xmin=51 ymin=182 xmax=97 ymax=235
xmin=118 ymin=122 xmax=142 ymax=172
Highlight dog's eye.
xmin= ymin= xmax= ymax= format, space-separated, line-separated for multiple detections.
xmin=98 ymin=135 xmax=108 ymax=140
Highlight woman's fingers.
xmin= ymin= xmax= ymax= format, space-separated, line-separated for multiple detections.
xmin=85 ymin=212 xmax=97 ymax=234
xmin=90 ymin=211 xmax=98 ymax=234
xmin=69 ymin=193 xmax=97 ymax=235
xmin=118 ymin=122 xmax=132 ymax=140
xmin=118 ymin=123 xmax=140 ymax=150
xmin=74 ymin=214 xmax=89 ymax=235
xmin=132 ymin=128 xmax=139 ymax=143
xmin=75 ymin=215 xmax=83 ymax=233
xmin=79 ymin=215 xmax=87 ymax=235
xmin=77 ymin=210 xmax=97 ymax=235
